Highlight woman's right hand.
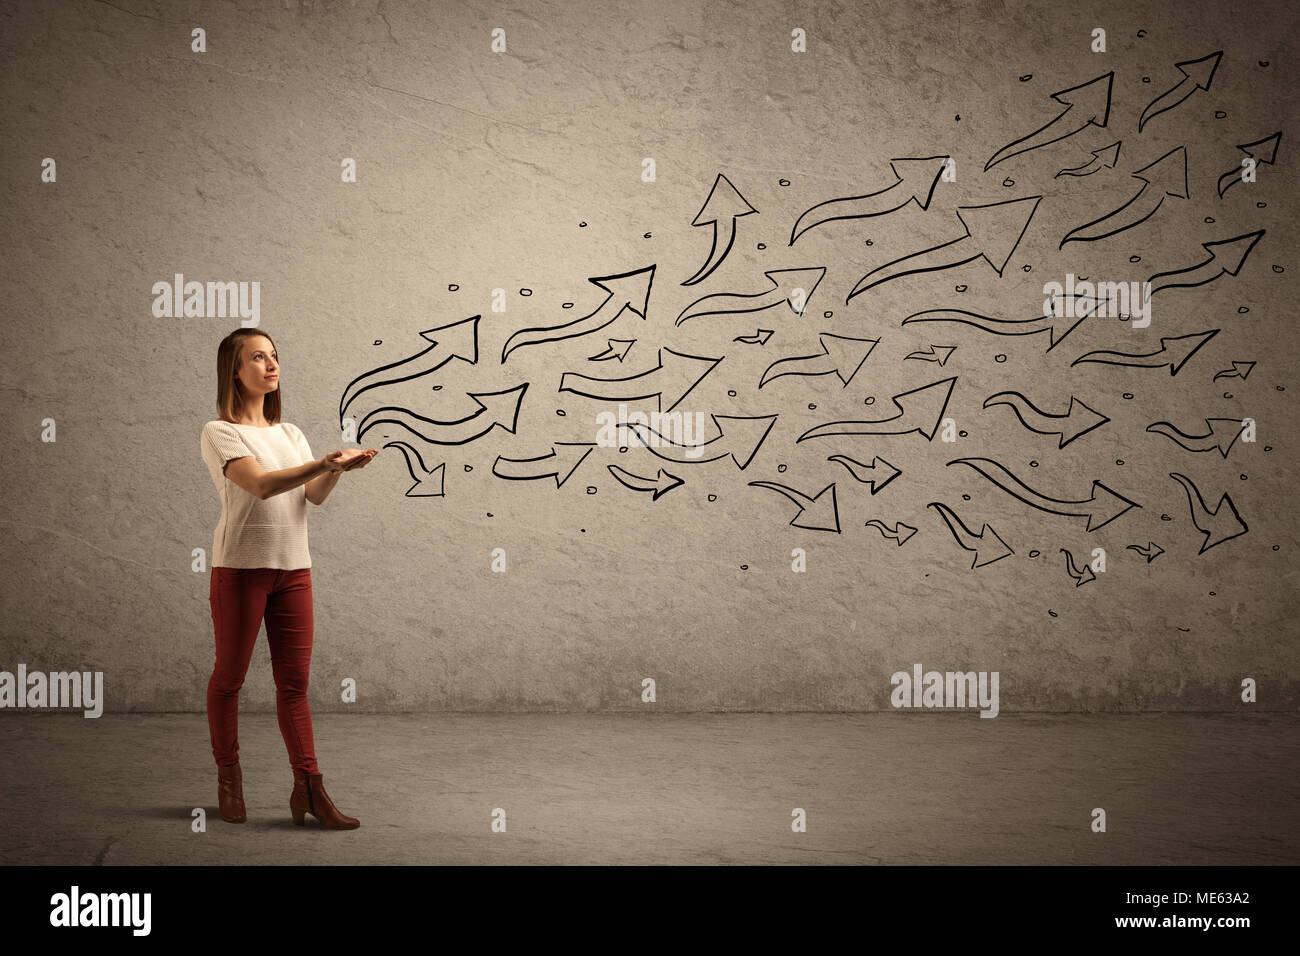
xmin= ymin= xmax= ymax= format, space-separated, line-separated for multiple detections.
xmin=323 ymin=450 xmax=366 ymax=473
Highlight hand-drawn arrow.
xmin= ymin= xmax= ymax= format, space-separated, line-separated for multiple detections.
xmin=1061 ymin=548 xmax=1096 ymax=587
xmin=1217 ymin=132 xmax=1282 ymax=198
xmin=606 ymin=464 xmax=685 ymax=501
xmin=828 ymin=455 xmax=900 ymax=494
xmin=797 ymin=377 xmax=956 ymax=442
xmin=1138 ymin=51 xmax=1223 ymax=133
xmin=1126 ymin=542 xmax=1165 ymax=563
xmin=788 ymin=156 xmax=950 ymax=245
xmin=865 ymin=519 xmax=918 ymax=546
xmin=902 ymin=299 xmax=1096 ymax=352
xmin=1146 ymin=231 xmax=1265 ymax=299
xmin=1169 ymin=472 xmax=1248 ymax=553
xmin=1060 ymin=146 xmax=1188 ymax=247
xmin=948 ymin=457 xmax=1140 ymax=532
xmin=382 ymin=441 xmax=445 ymax=497
xmin=758 ymin=333 xmax=878 ymax=389
xmin=983 ymin=391 xmax=1110 ymax=448
xmin=683 ymin=173 xmax=758 ymax=286
xmin=1213 ymin=360 xmax=1255 ymax=381
xmin=339 ymin=315 xmax=480 ymax=425
xmin=1071 ymin=330 xmax=1219 ymax=376
xmin=985 ymin=72 xmax=1114 ymax=170
xmin=357 ymin=384 xmax=528 ymax=445
xmin=587 ymin=339 xmax=636 ymax=362
xmin=676 ymin=267 xmax=826 ymax=326
xmin=748 ymin=480 xmax=842 ymax=533
xmin=559 ymin=347 xmax=722 ymax=413
xmin=904 ymin=344 xmax=957 ymax=366
xmin=734 ymin=329 xmax=775 ymax=345
xmin=617 ymin=413 xmax=778 ymax=470
xmin=501 ymin=265 xmax=655 ymax=363
xmin=1056 ymin=141 xmax=1122 ymax=178
xmin=927 ymin=501 xmax=1014 ymax=568
xmin=847 ymin=196 xmax=1041 ymax=301
xmin=491 ymin=442 xmax=595 ymax=488
xmin=1146 ymin=418 xmax=1246 ymax=458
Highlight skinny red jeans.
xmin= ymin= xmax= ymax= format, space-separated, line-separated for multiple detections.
xmin=207 ymin=567 xmax=319 ymax=775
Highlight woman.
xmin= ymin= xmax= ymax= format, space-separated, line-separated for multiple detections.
xmin=199 ymin=328 xmax=379 ymax=829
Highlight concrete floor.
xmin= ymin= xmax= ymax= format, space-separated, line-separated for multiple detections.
xmin=0 ymin=713 xmax=1295 ymax=865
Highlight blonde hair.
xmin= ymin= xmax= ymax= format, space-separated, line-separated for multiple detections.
xmin=214 ymin=328 xmax=283 ymax=425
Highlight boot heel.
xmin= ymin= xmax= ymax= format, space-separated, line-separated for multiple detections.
xmin=291 ymin=807 xmax=306 ymax=825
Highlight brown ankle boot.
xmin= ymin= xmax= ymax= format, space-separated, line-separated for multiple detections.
xmin=290 ymin=772 xmax=360 ymax=829
xmin=217 ymin=761 xmax=246 ymax=823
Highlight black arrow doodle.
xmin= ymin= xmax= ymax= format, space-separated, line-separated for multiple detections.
xmin=1059 ymin=146 xmax=1188 ymax=247
xmin=606 ymin=464 xmax=685 ymax=501
xmin=1213 ymin=361 xmax=1255 ymax=381
xmin=1061 ymin=548 xmax=1096 ymax=587
xmin=1169 ymin=472 xmax=1248 ymax=553
xmin=927 ymin=502 xmax=1014 ymax=568
xmin=759 ymin=333 xmax=878 ymax=389
xmin=948 ymin=458 xmax=1140 ymax=532
xmin=789 ymin=156 xmax=950 ymax=245
xmin=734 ymin=329 xmax=775 ymax=345
xmin=1146 ymin=418 xmax=1247 ymax=458
xmin=587 ymin=339 xmax=636 ymax=362
xmin=986 ymin=71 xmax=1114 ymax=170
xmin=1126 ymin=542 xmax=1165 ymax=563
xmin=902 ymin=297 xmax=1098 ymax=353
xmin=358 ymin=384 xmax=529 ymax=445
xmin=491 ymin=443 xmax=595 ymax=488
xmin=683 ymin=173 xmax=758 ymax=286
xmin=1138 ymin=51 xmax=1223 ymax=133
xmin=676 ymin=267 xmax=827 ymax=326
xmin=559 ymin=347 xmax=722 ymax=414
xmin=865 ymin=519 xmax=918 ymax=546
xmin=1146 ymin=231 xmax=1265 ymax=299
xmin=1056 ymin=141 xmax=1122 ymax=178
xmin=1071 ymin=330 xmax=1219 ymax=376
xmin=797 ymin=377 xmax=957 ymax=442
xmin=904 ymin=345 xmax=957 ymax=366
xmin=617 ymin=414 xmax=778 ymax=470
xmin=1217 ymin=132 xmax=1282 ymax=198
xmin=983 ymin=391 xmax=1110 ymax=448
xmin=828 ymin=455 xmax=901 ymax=495
xmin=501 ymin=265 xmax=656 ymax=363
xmin=748 ymin=480 xmax=842 ymax=533
xmin=383 ymin=441 xmax=445 ymax=498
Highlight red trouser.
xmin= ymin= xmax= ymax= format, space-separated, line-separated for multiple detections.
xmin=207 ymin=567 xmax=319 ymax=775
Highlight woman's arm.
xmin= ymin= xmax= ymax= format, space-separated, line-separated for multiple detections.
xmin=225 ymin=455 xmax=338 ymax=501
xmin=305 ymin=469 xmax=343 ymax=506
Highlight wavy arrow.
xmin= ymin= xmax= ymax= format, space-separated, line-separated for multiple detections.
xmin=734 ymin=329 xmax=775 ymax=345
xmin=587 ymin=339 xmax=636 ymax=362
xmin=904 ymin=344 xmax=957 ymax=366
xmin=797 ymin=376 xmax=957 ymax=442
xmin=948 ymin=457 xmax=1140 ymax=532
xmin=983 ymin=390 xmax=1110 ymax=448
xmin=927 ymin=502 xmax=1014 ymax=568
xmin=617 ymin=413 xmax=777 ymax=470
xmin=606 ymin=464 xmax=685 ymax=501
xmin=847 ymin=196 xmax=1041 ymax=301
xmin=1126 ymin=542 xmax=1165 ymax=563
xmin=1146 ymin=231 xmax=1265 ymax=299
xmin=1138 ymin=51 xmax=1223 ymax=133
xmin=748 ymin=480 xmax=842 ymax=533
xmin=382 ymin=441 xmax=445 ymax=497
xmin=985 ymin=72 xmax=1114 ymax=170
xmin=1061 ymin=548 xmax=1096 ymax=587
xmin=1213 ymin=360 xmax=1255 ymax=381
xmin=758 ymin=333 xmax=878 ymax=389
xmin=1146 ymin=418 xmax=1246 ymax=458
xmin=1169 ymin=472 xmax=1248 ymax=553
xmin=501 ymin=265 xmax=655 ymax=362
xmin=1060 ymin=146 xmax=1188 ymax=247
xmin=339 ymin=315 xmax=480 ymax=425
xmin=828 ymin=455 xmax=900 ymax=494
xmin=357 ymin=384 xmax=528 ymax=445
xmin=1218 ymin=132 xmax=1282 ymax=198
xmin=902 ymin=299 xmax=1096 ymax=353
xmin=789 ymin=156 xmax=950 ymax=244
xmin=676 ymin=267 xmax=826 ymax=326
xmin=683 ymin=173 xmax=758 ymax=286
xmin=559 ymin=347 xmax=722 ymax=413
xmin=1071 ymin=330 xmax=1218 ymax=376
xmin=491 ymin=442 xmax=595 ymax=488
xmin=865 ymin=519 xmax=917 ymax=546
xmin=1056 ymin=141 xmax=1122 ymax=178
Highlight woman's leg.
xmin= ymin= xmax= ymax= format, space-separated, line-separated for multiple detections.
xmin=207 ymin=568 xmax=275 ymax=767
xmin=264 ymin=568 xmax=320 ymax=776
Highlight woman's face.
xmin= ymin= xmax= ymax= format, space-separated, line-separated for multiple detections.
xmin=235 ymin=335 xmax=279 ymax=396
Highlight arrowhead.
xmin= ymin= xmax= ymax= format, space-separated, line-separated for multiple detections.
xmin=1175 ymin=50 xmax=1223 ymax=90
xmin=590 ymin=265 xmax=657 ymax=319
xmin=470 ymin=384 xmax=529 ymax=433
xmin=1058 ymin=396 xmax=1110 ymax=447
xmin=418 ymin=314 xmax=481 ymax=364
xmin=1232 ymin=361 xmax=1256 ymax=379
xmin=768 ymin=267 xmax=828 ymax=313
xmin=1161 ymin=330 xmax=1220 ymax=375
xmin=894 ymin=377 xmax=957 ymax=439
xmin=1051 ymin=71 xmax=1115 ymax=125
xmin=1132 ymin=145 xmax=1189 ymax=199
xmin=407 ymin=458 xmax=446 ymax=497
xmin=971 ymin=524 xmax=1014 ymax=568
xmin=1084 ymin=481 xmax=1141 ymax=532
xmin=1094 ymin=141 xmax=1122 ymax=167
xmin=819 ymin=333 xmax=879 ymax=386
xmin=655 ymin=347 xmax=723 ymax=413
xmin=792 ymin=483 xmax=841 ymax=533
xmin=692 ymin=173 xmax=758 ymax=225
xmin=1239 ymin=131 xmax=1282 ymax=165
xmin=1072 ymin=563 xmax=1097 ymax=587
xmin=713 ymin=414 xmax=778 ymax=470
xmin=956 ymin=196 xmax=1042 ymax=275
xmin=887 ymin=156 xmax=950 ymax=210
xmin=1205 ymin=418 xmax=1248 ymax=458
xmin=652 ymin=468 xmax=685 ymax=500
xmin=894 ymin=522 xmax=919 ymax=546
xmin=1204 ymin=230 xmax=1266 ymax=276
xmin=548 ymin=443 xmax=594 ymax=488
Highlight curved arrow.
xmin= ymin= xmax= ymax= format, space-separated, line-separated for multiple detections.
xmin=1146 ymin=231 xmax=1265 ymax=298
xmin=1126 ymin=542 xmax=1165 ymax=563
xmin=339 ymin=316 xmax=480 ymax=425
xmin=983 ymin=391 xmax=1109 ymax=448
xmin=1139 ymin=51 xmax=1222 ymax=133
xmin=759 ymin=333 xmax=878 ymax=389
xmin=1146 ymin=418 xmax=1246 ymax=458
xmin=985 ymin=72 xmax=1113 ymax=170
xmin=927 ymin=502 xmax=1014 ymax=568
xmin=491 ymin=442 xmax=595 ymax=488
xmin=828 ymin=455 xmax=900 ymax=494
xmin=382 ymin=441 xmax=445 ymax=497
xmin=748 ymin=480 xmax=841 ymax=533
xmin=606 ymin=464 xmax=685 ymax=501
xmin=1218 ymin=132 xmax=1282 ymax=198
xmin=902 ymin=300 xmax=1095 ymax=352
xmin=618 ymin=414 xmax=777 ymax=470
xmin=948 ymin=457 xmax=1140 ymax=532
xmin=1056 ymin=141 xmax=1122 ymax=178
xmin=1071 ymin=330 xmax=1218 ymax=376
xmin=1060 ymin=146 xmax=1188 ymax=247
xmin=789 ymin=156 xmax=949 ymax=245
xmin=683 ymin=173 xmax=758 ymax=286
xmin=735 ymin=329 xmax=775 ymax=345
xmin=904 ymin=345 xmax=957 ymax=366
xmin=501 ymin=265 xmax=655 ymax=362
xmin=559 ymin=347 xmax=721 ymax=413
xmin=357 ymin=384 xmax=528 ymax=445
xmin=587 ymin=339 xmax=636 ymax=362
xmin=676 ymin=267 xmax=826 ymax=326
xmin=865 ymin=519 xmax=917 ymax=546
xmin=797 ymin=377 xmax=956 ymax=442
xmin=1061 ymin=548 xmax=1096 ymax=587
xmin=1169 ymin=472 xmax=1248 ymax=553
xmin=1213 ymin=361 xmax=1255 ymax=382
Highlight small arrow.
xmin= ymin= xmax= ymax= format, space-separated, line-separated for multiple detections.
xmin=797 ymin=377 xmax=957 ymax=442
xmin=948 ymin=457 xmax=1140 ymax=532
xmin=734 ymin=329 xmax=775 ymax=345
xmin=618 ymin=413 xmax=777 ymax=470
xmin=927 ymin=502 xmax=1014 ymax=568
xmin=587 ymin=339 xmax=636 ymax=362
xmin=383 ymin=441 xmax=445 ymax=497
xmin=559 ymin=347 xmax=722 ymax=413
xmin=985 ymin=72 xmax=1114 ymax=170
xmin=1126 ymin=542 xmax=1165 ymax=563
xmin=1146 ymin=231 xmax=1265 ymax=299
xmin=501 ymin=265 xmax=655 ymax=363
xmin=1146 ymin=418 xmax=1246 ymax=458
xmin=606 ymin=464 xmax=685 ymax=501
xmin=683 ymin=173 xmax=758 ymax=286
xmin=904 ymin=344 xmax=957 ymax=366
xmin=1071 ymin=330 xmax=1219 ymax=376
xmin=1056 ymin=141 xmax=1122 ymax=178
xmin=1213 ymin=361 xmax=1255 ymax=381
xmin=789 ymin=156 xmax=950 ymax=245
xmin=748 ymin=480 xmax=842 ymax=533
xmin=339 ymin=315 xmax=480 ymax=425
xmin=865 ymin=519 xmax=918 ymax=546
xmin=902 ymin=301 xmax=1094 ymax=352
xmin=491 ymin=442 xmax=595 ymax=488
xmin=676 ymin=267 xmax=826 ymax=326
xmin=1138 ymin=51 xmax=1223 ymax=133
xmin=828 ymin=455 xmax=901 ymax=494
xmin=759 ymin=333 xmax=878 ymax=389
xmin=1060 ymin=146 xmax=1188 ymax=247
xmin=1218 ymin=132 xmax=1282 ymax=198
xmin=1061 ymin=548 xmax=1096 ymax=587
xmin=848 ymin=196 xmax=1041 ymax=300
xmin=983 ymin=391 xmax=1110 ymax=448
xmin=358 ymin=384 xmax=529 ymax=445
xmin=1169 ymin=472 xmax=1248 ymax=553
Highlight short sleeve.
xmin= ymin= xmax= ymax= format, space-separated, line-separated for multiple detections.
xmin=287 ymin=424 xmax=313 ymax=464
xmin=201 ymin=421 xmax=253 ymax=474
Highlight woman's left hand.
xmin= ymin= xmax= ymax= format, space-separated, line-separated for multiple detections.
xmin=342 ymin=449 xmax=380 ymax=471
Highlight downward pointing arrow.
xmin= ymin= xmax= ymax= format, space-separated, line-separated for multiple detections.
xmin=748 ymin=480 xmax=842 ymax=533
xmin=1139 ymin=50 xmax=1223 ymax=133
xmin=1169 ymin=472 xmax=1248 ymax=553
xmin=927 ymin=502 xmax=1014 ymax=568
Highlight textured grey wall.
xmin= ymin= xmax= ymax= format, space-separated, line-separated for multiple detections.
xmin=0 ymin=0 xmax=1295 ymax=712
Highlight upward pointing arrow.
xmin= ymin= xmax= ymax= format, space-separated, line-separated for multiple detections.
xmin=1217 ymin=131 xmax=1283 ymax=198
xmin=1138 ymin=51 xmax=1223 ymax=133
xmin=683 ymin=173 xmax=758 ymax=286
xmin=789 ymin=156 xmax=950 ymax=244
xmin=1059 ymin=146 xmax=1188 ymax=247
xmin=985 ymin=72 xmax=1114 ymax=170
